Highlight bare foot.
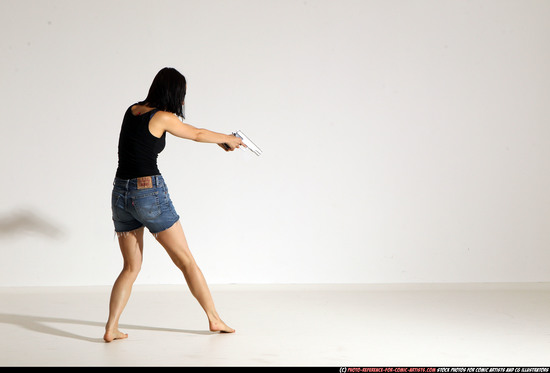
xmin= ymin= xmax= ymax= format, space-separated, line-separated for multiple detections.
xmin=103 ymin=329 xmax=128 ymax=342
xmin=209 ymin=318 xmax=235 ymax=333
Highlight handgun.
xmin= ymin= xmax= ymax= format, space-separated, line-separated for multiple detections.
xmin=222 ymin=130 xmax=262 ymax=156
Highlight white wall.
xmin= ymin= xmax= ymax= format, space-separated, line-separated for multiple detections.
xmin=1 ymin=0 xmax=549 ymax=286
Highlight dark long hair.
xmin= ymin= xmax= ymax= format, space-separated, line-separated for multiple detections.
xmin=140 ymin=67 xmax=186 ymax=118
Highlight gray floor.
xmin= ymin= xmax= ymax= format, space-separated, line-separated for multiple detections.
xmin=0 ymin=283 xmax=549 ymax=366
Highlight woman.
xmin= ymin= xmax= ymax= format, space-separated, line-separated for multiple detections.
xmin=104 ymin=67 xmax=242 ymax=342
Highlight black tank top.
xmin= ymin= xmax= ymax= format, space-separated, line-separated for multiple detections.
xmin=115 ymin=105 xmax=166 ymax=179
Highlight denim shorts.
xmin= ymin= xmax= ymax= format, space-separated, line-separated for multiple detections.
xmin=112 ymin=175 xmax=180 ymax=235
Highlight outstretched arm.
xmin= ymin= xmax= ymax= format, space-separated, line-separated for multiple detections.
xmin=151 ymin=111 xmax=243 ymax=150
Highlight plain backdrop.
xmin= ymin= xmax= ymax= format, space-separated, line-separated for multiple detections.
xmin=0 ymin=0 xmax=549 ymax=286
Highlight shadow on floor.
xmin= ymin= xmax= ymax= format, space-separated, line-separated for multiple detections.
xmin=0 ymin=313 xmax=215 ymax=343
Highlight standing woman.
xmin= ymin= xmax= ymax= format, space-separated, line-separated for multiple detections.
xmin=104 ymin=67 xmax=241 ymax=342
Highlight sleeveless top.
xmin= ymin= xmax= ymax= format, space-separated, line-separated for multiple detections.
xmin=115 ymin=104 xmax=166 ymax=179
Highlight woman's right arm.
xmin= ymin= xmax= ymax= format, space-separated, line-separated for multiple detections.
xmin=151 ymin=111 xmax=243 ymax=150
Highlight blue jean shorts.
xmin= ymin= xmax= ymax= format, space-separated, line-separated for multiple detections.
xmin=112 ymin=175 xmax=180 ymax=235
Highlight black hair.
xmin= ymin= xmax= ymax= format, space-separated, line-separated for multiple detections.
xmin=140 ymin=67 xmax=186 ymax=118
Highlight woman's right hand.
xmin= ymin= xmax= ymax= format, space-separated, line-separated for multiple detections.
xmin=219 ymin=134 xmax=245 ymax=151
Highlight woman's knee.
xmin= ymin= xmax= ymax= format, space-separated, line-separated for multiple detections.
xmin=122 ymin=260 xmax=142 ymax=276
xmin=171 ymin=252 xmax=195 ymax=272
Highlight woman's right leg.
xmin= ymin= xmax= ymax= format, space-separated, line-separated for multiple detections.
xmin=104 ymin=227 xmax=145 ymax=342
xmin=155 ymin=221 xmax=234 ymax=333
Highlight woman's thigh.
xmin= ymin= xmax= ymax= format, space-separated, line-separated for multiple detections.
xmin=118 ymin=227 xmax=145 ymax=270
xmin=154 ymin=221 xmax=195 ymax=269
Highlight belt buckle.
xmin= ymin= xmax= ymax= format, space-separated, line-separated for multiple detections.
xmin=137 ymin=176 xmax=153 ymax=189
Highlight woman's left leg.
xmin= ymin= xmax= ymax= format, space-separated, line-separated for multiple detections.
xmin=104 ymin=227 xmax=145 ymax=342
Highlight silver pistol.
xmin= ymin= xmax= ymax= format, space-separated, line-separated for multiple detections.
xmin=232 ymin=130 xmax=262 ymax=156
